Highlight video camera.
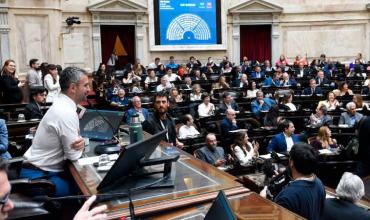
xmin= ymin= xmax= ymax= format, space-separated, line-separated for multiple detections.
xmin=66 ymin=17 xmax=81 ymax=26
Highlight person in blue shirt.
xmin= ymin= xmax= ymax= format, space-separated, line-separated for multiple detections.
xmin=166 ymin=56 xmax=179 ymax=71
xmin=267 ymin=119 xmax=300 ymax=153
xmin=280 ymin=72 xmax=297 ymax=87
xmin=125 ymin=96 xmax=149 ymax=124
xmin=263 ymin=72 xmax=280 ymax=87
xmin=110 ymin=88 xmax=129 ymax=107
xmin=220 ymin=109 xmax=239 ymax=138
xmin=273 ymin=142 xmax=326 ymax=220
xmin=251 ymin=91 xmax=275 ymax=116
xmin=0 ymin=119 xmax=11 ymax=159
xmin=251 ymin=66 xmax=265 ymax=79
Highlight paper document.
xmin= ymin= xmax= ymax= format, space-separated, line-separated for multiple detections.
xmin=78 ymin=154 xmax=119 ymax=166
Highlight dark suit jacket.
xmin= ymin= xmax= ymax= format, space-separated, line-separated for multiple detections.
xmin=218 ymin=101 xmax=240 ymax=114
xmin=220 ymin=118 xmax=239 ymax=138
xmin=303 ymin=86 xmax=322 ymax=95
xmin=232 ymin=79 xmax=248 ymax=88
xmin=315 ymin=77 xmax=330 ymax=85
xmin=142 ymin=113 xmax=177 ymax=145
xmin=321 ymin=198 xmax=370 ymax=220
xmin=0 ymin=75 xmax=23 ymax=104
xmin=280 ymin=79 xmax=297 ymax=87
xmin=23 ymin=101 xmax=44 ymax=120
xmin=294 ymin=68 xmax=310 ymax=78
xmin=267 ymin=132 xmax=300 ymax=153
xmin=361 ymin=87 xmax=370 ymax=95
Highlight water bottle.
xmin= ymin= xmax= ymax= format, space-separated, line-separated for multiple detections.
xmin=129 ymin=114 xmax=143 ymax=144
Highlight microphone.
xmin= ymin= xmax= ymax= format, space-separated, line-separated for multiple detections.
xmin=86 ymin=100 xmax=120 ymax=143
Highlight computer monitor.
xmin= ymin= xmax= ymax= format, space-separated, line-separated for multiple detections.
xmin=79 ymin=109 xmax=124 ymax=141
xmin=97 ymin=130 xmax=168 ymax=192
xmin=204 ymin=190 xmax=236 ymax=220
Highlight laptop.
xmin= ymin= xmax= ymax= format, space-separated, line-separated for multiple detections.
xmin=204 ymin=190 xmax=236 ymax=220
xmin=79 ymin=109 xmax=124 ymax=141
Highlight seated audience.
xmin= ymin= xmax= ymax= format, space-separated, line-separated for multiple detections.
xmin=322 ymin=172 xmax=370 ymax=220
xmin=266 ymin=142 xmax=325 ymax=220
xmin=0 ymin=59 xmax=24 ymax=104
xmin=221 ymin=62 xmax=232 ymax=74
xmin=44 ymin=64 xmax=61 ymax=103
xmin=156 ymin=63 xmax=166 ymax=76
xmin=251 ymin=66 xmax=265 ymax=79
xmin=315 ymin=70 xmax=330 ymax=86
xmin=212 ymin=75 xmax=230 ymax=90
xmin=251 ymin=91 xmax=275 ymax=116
xmin=333 ymin=81 xmax=353 ymax=96
xmin=317 ymin=91 xmax=340 ymax=110
xmin=133 ymin=58 xmax=146 ymax=77
xmin=198 ymin=94 xmax=215 ymax=117
xmin=361 ymin=82 xmax=370 ymax=95
xmin=166 ymin=55 xmax=179 ymax=70
xmin=178 ymin=114 xmax=200 ymax=139
xmin=186 ymin=56 xmax=202 ymax=72
xmin=156 ymin=77 xmax=173 ymax=92
xmin=162 ymin=68 xmax=180 ymax=82
xmin=125 ymin=96 xmax=149 ymax=123
xmin=293 ymin=55 xmax=308 ymax=66
xmin=280 ymin=72 xmax=297 ymax=87
xmin=263 ymin=72 xmax=280 ymax=87
xmin=363 ymin=73 xmax=370 ymax=86
xmin=110 ymin=88 xmax=129 ymax=107
xmin=339 ymin=102 xmax=363 ymax=127
xmin=295 ymin=62 xmax=309 ymax=78
xmin=189 ymin=84 xmax=203 ymax=101
xmin=263 ymin=105 xmax=283 ymax=128
xmin=148 ymin=57 xmax=160 ymax=70
xmin=20 ymin=67 xmax=89 ymax=196
xmin=0 ymin=119 xmax=10 ymax=159
xmin=219 ymin=92 xmax=240 ymax=114
xmin=231 ymin=131 xmax=259 ymax=166
xmin=180 ymin=76 xmax=193 ymax=90
xmin=24 ymin=86 xmax=47 ymax=120
xmin=122 ymin=66 xmax=141 ymax=84
xmin=195 ymin=133 xmax=227 ymax=167
xmin=303 ymin=78 xmax=322 ymax=95
xmin=232 ymin=73 xmax=248 ymax=88
xmin=220 ymin=109 xmax=239 ymax=138
xmin=309 ymin=106 xmax=333 ymax=127
xmin=267 ymin=120 xmax=299 ymax=153
xmin=357 ymin=116 xmax=370 ymax=177
xmin=246 ymin=81 xmax=259 ymax=98
xmin=144 ymin=69 xmax=158 ymax=88
xmin=169 ymin=87 xmax=183 ymax=103
xmin=352 ymin=94 xmax=368 ymax=109
xmin=192 ymin=69 xmax=207 ymax=81
xmin=311 ymin=126 xmax=337 ymax=150
xmin=275 ymin=54 xmax=289 ymax=67
xmin=282 ymin=93 xmax=297 ymax=111
xmin=143 ymin=92 xmax=184 ymax=148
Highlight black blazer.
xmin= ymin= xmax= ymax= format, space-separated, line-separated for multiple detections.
xmin=303 ymin=87 xmax=322 ymax=95
xmin=0 ymin=74 xmax=23 ymax=104
xmin=23 ymin=101 xmax=44 ymax=120
xmin=321 ymin=198 xmax=370 ymax=220
xmin=142 ymin=113 xmax=177 ymax=146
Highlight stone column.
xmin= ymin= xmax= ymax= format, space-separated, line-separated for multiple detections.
xmin=92 ymin=22 xmax=102 ymax=70
xmin=0 ymin=2 xmax=10 ymax=64
xmin=135 ymin=13 xmax=144 ymax=61
xmin=271 ymin=13 xmax=281 ymax=63
xmin=231 ymin=14 xmax=240 ymax=64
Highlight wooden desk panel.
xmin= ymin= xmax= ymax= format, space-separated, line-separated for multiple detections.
xmin=147 ymin=192 xmax=305 ymax=220
xmin=69 ymin=142 xmax=249 ymax=219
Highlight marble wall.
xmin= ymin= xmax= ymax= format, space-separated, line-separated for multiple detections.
xmin=4 ymin=0 xmax=370 ymax=75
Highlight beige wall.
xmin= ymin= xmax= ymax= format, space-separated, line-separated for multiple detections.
xmin=5 ymin=0 xmax=370 ymax=76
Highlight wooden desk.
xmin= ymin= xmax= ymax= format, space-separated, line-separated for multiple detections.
xmin=69 ymin=141 xmax=248 ymax=219
xmin=147 ymin=192 xmax=305 ymax=220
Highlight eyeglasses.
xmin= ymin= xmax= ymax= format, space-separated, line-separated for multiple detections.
xmin=0 ymin=191 xmax=10 ymax=211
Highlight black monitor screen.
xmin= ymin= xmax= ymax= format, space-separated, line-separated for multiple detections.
xmin=204 ymin=190 xmax=236 ymax=220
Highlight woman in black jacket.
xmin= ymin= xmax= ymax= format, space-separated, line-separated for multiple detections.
xmin=0 ymin=59 xmax=24 ymax=104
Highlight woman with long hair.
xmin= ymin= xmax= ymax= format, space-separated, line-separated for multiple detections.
xmin=43 ymin=64 xmax=61 ymax=103
xmin=190 ymin=84 xmax=203 ymax=101
xmin=282 ymin=93 xmax=297 ymax=111
xmin=0 ymin=59 xmax=24 ymax=103
xmin=169 ymin=87 xmax=183 ymax=103
xmin=317 ymin=91 xmax=340 ymax=110
xmin=333 ymin=81 xmax=353 ymax=96
xmin=311 ymin=126 xmax=337 ymax=150
xmin=231 ymin=131 xmax=259 ymax=166
xmin=352 ymin=94 xmax=368 ymax=109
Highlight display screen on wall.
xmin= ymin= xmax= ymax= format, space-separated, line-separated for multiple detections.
xmin=154 ymin=0 xmax=221 ymax=46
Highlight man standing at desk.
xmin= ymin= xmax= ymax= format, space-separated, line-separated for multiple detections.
xmin=20 ymin=67 xmax=89 ymax=196
xmin=273 ymin=142 xmax=326 ymax=220
xmin=143 ymin=91 xmax=183 ymax=148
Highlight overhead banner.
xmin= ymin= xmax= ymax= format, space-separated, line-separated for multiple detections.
xmin=158 ymin=0 xmax=217 ymax=45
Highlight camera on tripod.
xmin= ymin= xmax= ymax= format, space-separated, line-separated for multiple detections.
xmin=66 ymin=17 xmax=81 ymax=26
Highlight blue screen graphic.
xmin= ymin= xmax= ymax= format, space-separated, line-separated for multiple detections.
xmin=159 ymin=0 xmax=217 ymax=45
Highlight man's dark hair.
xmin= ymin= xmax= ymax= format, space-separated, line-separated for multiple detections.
xmin=0 ymin=158 xmax=8 ymax=172
xmin=169 ymin=56 xmax=174 ymax=59
xmin=154 ymin=57 xmax=160 ymax=62
xmin=181 ymin=114 xmax=191 ymax=124
xmin=290 ymin=142 xmax=318 ymax=175
xmin=30 ymin=86 xmax=47 ymax=98
xmin=59 ymin=67 xmax=87 ymax=93
xmin=279 ymin=119 xmax=292 ymax=132
xmin=29 ymin=58 xmax=38 ymax=67
xmin=222 ymin=92 xmax=231 ymax=99
xmin=154 ymin=91 xmax=168 ymax=102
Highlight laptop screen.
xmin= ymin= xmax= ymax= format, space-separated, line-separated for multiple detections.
xmin=79 ymin=109 xmax=124 ymax=141
xmin=204 ymin=190 xmax=236 ymax=220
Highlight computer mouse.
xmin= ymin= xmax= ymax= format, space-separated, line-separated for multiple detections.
xmin=94 ymin=144 xmax=121 ymax=155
